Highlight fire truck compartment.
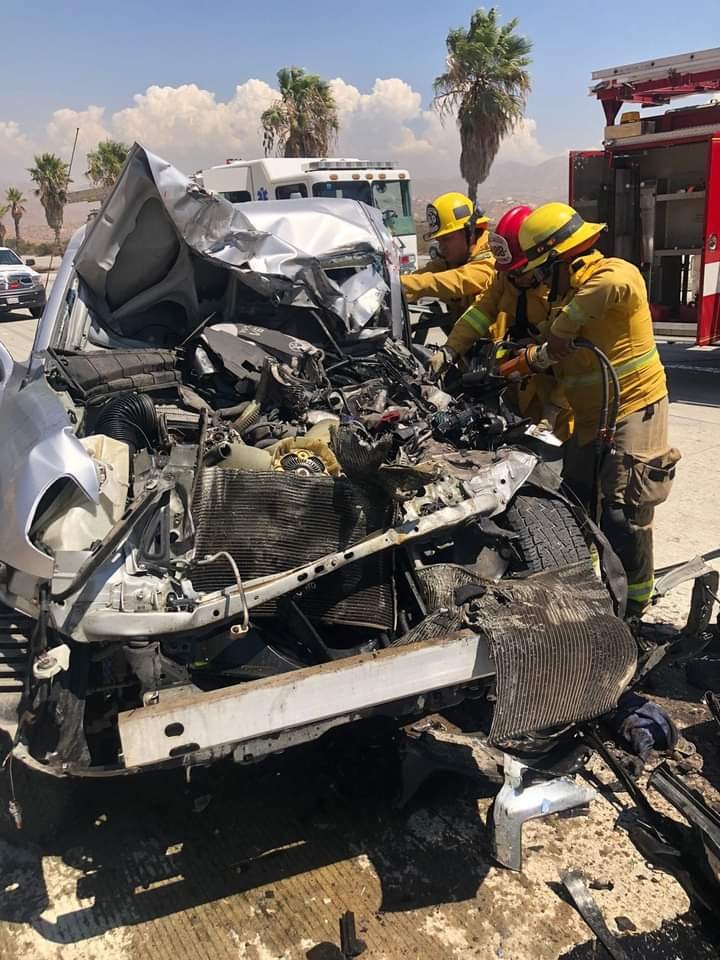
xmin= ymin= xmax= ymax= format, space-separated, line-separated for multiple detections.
xmin=571 ymin=47 xmax=720 ymax=345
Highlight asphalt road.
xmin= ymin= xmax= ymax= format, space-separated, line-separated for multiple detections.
xmin=0 ymin=293 xmax=719 ymax=958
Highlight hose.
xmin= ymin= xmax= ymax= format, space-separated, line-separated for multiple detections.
xmin=570 ymin=339 xmax=621 ymax=525
xmin=215 ymin=400 xmax=251 ymax=420
xmin=232 ymin=398 xmax=261 ymax=435
xmin=204 ymin=442 xmax=233 ymax=466
xmin=573 ymin=338 xmax=621 ymax=439
xmin=500 ymin=337 xmax=621 ymax=524
xmin=94 ymin=392 xmax=159 ymax=453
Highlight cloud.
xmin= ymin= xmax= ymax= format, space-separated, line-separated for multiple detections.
xmin=0 ymin=77 xmax=549 ymax=187
xmin=0 ymin=122 xmax=33 ymax=178
xmin=495 ymin=118 xmax=547 ymax=165
xmin=331 ymin=78 xmax=433 ymax=164
xmin=0 ymin=121 xmax=31 ymax=155
xmin=47 ymin=105 xmax=111 ymax=158
xmin=329 ymin=78 xmax=546 ymax=176
xmin=112 ymin=80 xmax=277 ymax=164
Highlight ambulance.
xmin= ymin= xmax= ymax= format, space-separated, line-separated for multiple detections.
xmin=199 ymin=157 xmax=418 ymax=273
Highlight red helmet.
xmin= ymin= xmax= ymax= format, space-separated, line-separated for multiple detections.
xmin=489 ymin=205 xmax=533 ymax=273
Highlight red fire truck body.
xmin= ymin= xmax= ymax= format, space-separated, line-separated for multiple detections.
xmin=570 ymin=47 xmax=720 ymax=345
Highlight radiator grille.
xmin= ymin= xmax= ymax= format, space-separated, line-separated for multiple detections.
xmin=405 ymin=561 xmax=636 ymax=741
xmin=0 ymin=605 xmax=33 ymax=696
xmin=191 ymin=468 xmax=395 ymax=631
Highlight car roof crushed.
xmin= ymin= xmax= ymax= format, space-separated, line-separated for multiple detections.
xmin=72 ymin=143 xmax=402 ymax=347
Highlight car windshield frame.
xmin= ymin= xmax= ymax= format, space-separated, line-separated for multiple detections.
xmin=0 ymin=249 xmax=23 ymax=266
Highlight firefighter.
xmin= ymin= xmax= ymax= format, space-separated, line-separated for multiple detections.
xmin=401 ymin=192 xmax=495 ymax=321
xmin=428 ymin=205 xmax=574 ymax=440
xmin=514 ymin=201 xmax=680 ymax=618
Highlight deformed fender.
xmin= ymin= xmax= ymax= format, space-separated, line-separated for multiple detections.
xmin=0 ymin=363 xmax=99 ymax=580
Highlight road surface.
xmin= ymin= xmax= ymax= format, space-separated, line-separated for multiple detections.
xmin=0 ymin=294 xmax=718 ymax=959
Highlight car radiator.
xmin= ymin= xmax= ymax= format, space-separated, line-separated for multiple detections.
xmin=191 ymin=467 xmax=396 ymax=631
xmin=406 ymin=561 xmax=637 ymax=742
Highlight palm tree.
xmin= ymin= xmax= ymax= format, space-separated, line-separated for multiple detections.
xmin=0 ymin=205 xmax=8 ymax=247
xmin=434 ymin=7 xmax=532 ymax=202
xmin=28 ymin=153 xmax=70 ymax=250
xmin=86 ymin=140 xmax=130 ymax=189
xmin=5 ymin=188 xmax=26 ymax=247
xmin=261 ymin=67 xmax=339 ymax=158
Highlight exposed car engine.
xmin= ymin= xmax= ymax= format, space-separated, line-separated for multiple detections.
xmin=0 ymin=146 xmax=636 ymax=776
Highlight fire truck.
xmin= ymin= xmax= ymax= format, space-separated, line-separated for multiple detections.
xmin=570 ymin=46 xmax=720 ymax=345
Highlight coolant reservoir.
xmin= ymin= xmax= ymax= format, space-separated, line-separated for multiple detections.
xmin=39 ymin=435 xmax=130 ymax=552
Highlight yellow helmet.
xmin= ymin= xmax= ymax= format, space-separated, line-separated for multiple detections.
xmin=424 ymin=191 xmax=489 ymax=241
xmin=519 ymin=202 xmax=605 ymax=271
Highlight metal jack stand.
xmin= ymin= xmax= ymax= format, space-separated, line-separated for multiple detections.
xmin=492 ymin=754 xmax=596 ymax=871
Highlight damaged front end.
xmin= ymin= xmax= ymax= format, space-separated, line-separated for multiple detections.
xmin=0 ymin=146 xmax=636 ymax=779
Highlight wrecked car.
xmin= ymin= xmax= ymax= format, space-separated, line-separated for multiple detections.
xmin=0 ymin=146 xmax=637 ymax=793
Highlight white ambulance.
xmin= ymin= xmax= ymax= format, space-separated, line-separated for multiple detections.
xmin=198 ymin=158 xmax=418 ymax=272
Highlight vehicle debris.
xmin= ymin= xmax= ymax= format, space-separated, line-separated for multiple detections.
xmin=649 ymin=762 xmax=720 ymax=892
xmin=493 ymin=756 xmax=596 ymax=872
xmin=561 ymin=870 xmax=631 ymax=960
xmin=584 ymin=724 xmax=720 ymax=930
xmin=605 ymin=692 xmax=679 ymax=761
xmin=0 ymin=146 xmax=637 ymax=872
xmin=339 ymin=910 xmax=367 ymax=959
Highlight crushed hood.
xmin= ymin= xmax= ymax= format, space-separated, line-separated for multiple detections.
xmin=74 ymin=144 xmax=402 ymax=346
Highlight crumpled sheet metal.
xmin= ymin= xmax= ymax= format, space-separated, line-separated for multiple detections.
xmin=75 ymin=144 xmax=400 ymax=336
xmin=411 ymin=561 xmax=637 ymax=742
xmin=480 ymin=563 xmax=638 ymax=743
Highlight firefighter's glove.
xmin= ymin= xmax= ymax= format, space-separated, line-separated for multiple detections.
xmin=547 ymin=332 xmax=574 ymax=359
xmin=428 ymin=346 xmax=458 ymax=380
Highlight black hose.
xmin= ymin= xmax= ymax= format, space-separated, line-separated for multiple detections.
xmin=215 ymin=400 xmax=250 ymax=420
xmin=95 ymin=392 xmax=159 ymax=453
xmin=204 ymin=442 xmax=232 ymax=466
xmin=573 ymin=339 xmax=621 ymax=525
xmin=574 ymin=338 xmax=620 ymax=436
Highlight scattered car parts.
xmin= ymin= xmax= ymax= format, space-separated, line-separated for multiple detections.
xmin=561 ymin=870 xmax=631 ymax=960
xmin=0 ymin=146 xmax=636 ymax=797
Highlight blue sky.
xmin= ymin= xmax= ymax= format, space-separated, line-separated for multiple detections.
xmin=2 ymin=0 xmax=719 ymax=181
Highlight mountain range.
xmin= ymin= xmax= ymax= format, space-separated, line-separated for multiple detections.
xmin=0 ymin=155 xmax=570 ymax=243
xmin=413 ymin=155 xmax=569 ymax=208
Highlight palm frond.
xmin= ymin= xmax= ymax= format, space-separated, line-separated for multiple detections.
xmin=433 ymin=6 xmax=533 ymax=198
xmin=261 ymin=67 xmax=339 ymax=158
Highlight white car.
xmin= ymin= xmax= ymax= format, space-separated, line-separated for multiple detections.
xmin=0 ymin=247 xmax=46 ymax=318
xmin=0 ymin=149 xmax=635 ymax=867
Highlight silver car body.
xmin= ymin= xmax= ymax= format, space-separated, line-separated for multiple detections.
xmin=0 ymin=146 xmax=633 ymax=780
